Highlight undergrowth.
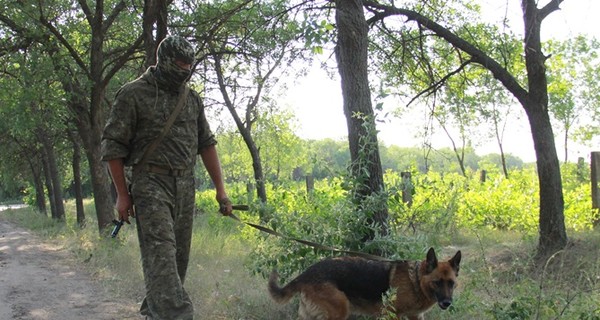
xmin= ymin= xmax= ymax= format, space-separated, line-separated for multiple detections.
xmin=1 ymin=163 xmax=599 ymax=319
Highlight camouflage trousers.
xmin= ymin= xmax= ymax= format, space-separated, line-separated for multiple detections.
xmin=131 ymin=170 xmax=196 ymax=320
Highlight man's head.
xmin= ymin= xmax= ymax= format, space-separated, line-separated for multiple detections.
xmin=155 ymin=35 xmax=196 ymax=90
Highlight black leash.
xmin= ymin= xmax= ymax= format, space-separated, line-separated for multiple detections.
xmin=228 ymin=205 xmax=395 ymax=262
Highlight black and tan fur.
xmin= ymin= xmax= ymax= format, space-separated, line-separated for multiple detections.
xmin=268 ymin=248 xmax=461 ymax=320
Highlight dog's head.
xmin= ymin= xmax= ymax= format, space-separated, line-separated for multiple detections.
xmin=421 ymin=247 xmax=461 ymax=310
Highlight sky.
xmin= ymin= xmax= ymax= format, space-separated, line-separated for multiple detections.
xmin=282 ymin=0 xmax=600 ymax=163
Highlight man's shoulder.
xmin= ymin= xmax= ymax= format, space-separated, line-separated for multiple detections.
xmin=115 ymin=73 xmax=154 ymax=99
xmin=122 ymin=74 xmax=152 ymax=91
xmin=188 ymin=88 xmax=203 ymax=105
xmin=188 ymin=87 xmax=201 ymax=98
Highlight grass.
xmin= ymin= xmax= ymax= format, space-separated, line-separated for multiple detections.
xmin=2 ymin=201 xmax=600 ymax=319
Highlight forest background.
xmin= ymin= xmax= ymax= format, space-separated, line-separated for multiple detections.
xmin=0 ymin=0 xmax=600 ymax=319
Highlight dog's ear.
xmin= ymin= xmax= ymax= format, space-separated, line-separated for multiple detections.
xmin=425 ymin=247 xmax=438 ymax=274
xmin=450 ymin=250 xmax=461 ymax=275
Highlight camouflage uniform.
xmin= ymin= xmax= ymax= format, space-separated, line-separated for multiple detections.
xmin=102 ymin=36 xmax=215 ymax=320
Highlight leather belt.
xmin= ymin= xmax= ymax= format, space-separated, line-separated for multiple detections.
xmin=144 ymin=164 xmax=193 ymax=177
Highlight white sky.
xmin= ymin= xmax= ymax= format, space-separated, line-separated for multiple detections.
xmin=283 ymin=0 xmax=600 ymax=163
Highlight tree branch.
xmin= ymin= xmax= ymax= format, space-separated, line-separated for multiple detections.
xmin=362 ymin=0 xmax=530 ymax=106
xmin=37 ymin=15 xmax=91 ymax=79
xmin=76 ymin=0 xmax=94 ymax=26
xmin=539 ymin=0 xmax=564 ymax=20
xmin=407 ymin=58 xmax=473 ymax=107
xmin=103 ymin=0 xmax=128 ymax=34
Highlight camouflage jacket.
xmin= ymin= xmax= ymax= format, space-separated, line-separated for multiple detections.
xmin=101 ymin=67 xmax=217 ymax=170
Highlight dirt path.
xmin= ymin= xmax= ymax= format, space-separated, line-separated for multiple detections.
xmin=0 ymin=212 xmax=139 ymax=320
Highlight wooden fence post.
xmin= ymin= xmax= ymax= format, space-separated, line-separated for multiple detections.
xmin=306 ymin=175 xmax=314 ymax=193
xmin=401 ymin=171 xmax=413 ymax=207
xmin=480 ymin=170 xmax=487 ymax=183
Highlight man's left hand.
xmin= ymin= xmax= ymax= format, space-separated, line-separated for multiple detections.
xmin=218 ymin=197 xmax=233 ymax=216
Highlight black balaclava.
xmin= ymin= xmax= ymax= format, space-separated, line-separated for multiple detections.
xmin=154 ymin=35 xmax=196 ymax=92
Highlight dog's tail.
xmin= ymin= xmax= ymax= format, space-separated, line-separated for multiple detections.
xmin=268 ymin=271 xmax=299 ymax=304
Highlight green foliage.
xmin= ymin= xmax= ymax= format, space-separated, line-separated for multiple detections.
xmin=546 ymin=36 xmax=600 ymax=150
xmin=4 ymin=173 xmax=600 ymax=320
xmin=484 ymin=278 xmax=600 ymax=320
xmin=21 ymin=185 xmax=38 ymax=207
xmin=211 ymin=178 xmax=430 ymax=282
xmin=302 ymin=18 xmax=335 ymax=54
xmin=196 ymin=160 xmax=600 ymax=285
xmin=305 ymin=139 xmax=351 ymax=179
xmin=458 ymin=168 xmax=540 ymax=231
xmin=387 ymin=169 xmax=463 ymax=231
xmin=377 ymin=287 xmax=398 ymax=320
xmin=384 ymin=164 xmax=596 ymax=234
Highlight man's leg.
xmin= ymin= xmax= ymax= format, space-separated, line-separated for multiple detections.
xmin=174 ymin=176 xmax=195 ymax=284
xmin=132 ymin=173 xmax=193 ymax=320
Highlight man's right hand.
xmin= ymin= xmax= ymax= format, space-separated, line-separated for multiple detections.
xmin=115 ymin=193 xmax=134 ymax=224
xmin=107 ymin=159 xmax=134 ymax=224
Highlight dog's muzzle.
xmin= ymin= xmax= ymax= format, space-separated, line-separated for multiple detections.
xmin=438 ymin=299 xmax=452 ymax=310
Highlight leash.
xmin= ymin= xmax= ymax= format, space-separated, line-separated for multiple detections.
xmin=227 ymin=205 xmax=395 ymax=262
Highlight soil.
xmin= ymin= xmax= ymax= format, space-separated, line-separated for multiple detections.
xmin=0 ymin=211 xmax=140 ymax=320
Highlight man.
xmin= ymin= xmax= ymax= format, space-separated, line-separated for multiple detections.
xmin=101 ymin=35 xmax=232 ymax=320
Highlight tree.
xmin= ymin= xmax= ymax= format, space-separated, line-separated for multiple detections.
xmin=67 ymin=129 xmax=86 ymax=227
xmin=474 ymin=74 xmax=518 ymax=178
xmin=0 ymin=44 xmax=68 ymax=219
xmin=546 ymin=36 xmax=600 ymax=162
xmin=254 ymin=110 xmax=306 ymax=181
xmin=189 ymin=0 xmax=309 ymax=206
xmin=335 ymin=0 xmax=389 ymax=240
xmin=1 ymin=0 xmax=149 ymax=232
xmin=211 ymin=110 xmax=307 ymax=184
xmin=363 ymin=0 xmax=568 ymax=258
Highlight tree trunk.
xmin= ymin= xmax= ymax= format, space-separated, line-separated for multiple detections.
xmin=521 ymin=0 xmax=567 ymax=258
xmin=41 ymin=155 xmax=56 ymax=219
xmin=38 ymin=130 xmax=65 ymax=221
xmin=525 ymin=104 xmax=567 ymax=257
xmin=499 ymin=143 xmax=509 ymax=179
xmin=335 ymin=0 xmax=388 ymax=239
xmin=68 ymin=130 xmax=86 ymax=228
xmin=238 ymin=124 xmax=268 ymax=206
xmin=143 ymin=0 xmax=168 ymax=68
xmin=591 ymin=152 xmax=599 ymax=225
xmin=83 ymin=125 xmax=115 ymax=232
xmin=249 ymin=142 xmax=268 ymax=204
xmin=492 ymin=112 xmax=510 ymax=178
xmin=64 ymin=79 xmax=115 ymax=231
xmin=143 ymin=0 xmax=158 ymax=68
xmin=212 ymin=50 xmax=268 ymax=207
xmin=360 ymin=0 xmax=568 ymax=258
xmin=30 ymin=159 xmax=47 ymax=216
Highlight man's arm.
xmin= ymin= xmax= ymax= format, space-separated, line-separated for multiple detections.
xmin=199 ymin=144 xmax=232 ymax=216
xmin=107 ymin=158 xmax=134 ymax=223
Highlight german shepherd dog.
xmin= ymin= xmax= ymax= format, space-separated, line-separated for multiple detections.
xmin=268 ymin=248 xmax=461 ymax=320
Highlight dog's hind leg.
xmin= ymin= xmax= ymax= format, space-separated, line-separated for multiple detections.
xmin=298 ymin=283 xmax=350 ymax=320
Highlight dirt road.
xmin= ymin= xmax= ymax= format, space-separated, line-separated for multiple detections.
xmin=0 ymin=211 xmax=139 ymax=320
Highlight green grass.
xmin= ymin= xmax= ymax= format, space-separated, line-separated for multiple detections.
xmin=2 ymin=202 xmax=600 ymax=319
